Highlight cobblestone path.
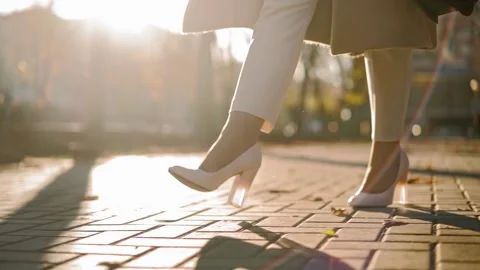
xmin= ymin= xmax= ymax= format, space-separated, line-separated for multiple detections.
xmin=0 ymin=142 xmax=479 ymax=269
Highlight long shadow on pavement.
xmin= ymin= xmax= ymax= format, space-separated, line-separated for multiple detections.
xmin=266 ymin=152 xmax=480 ymax=179
xmin=358 ymin=205 xmax=479 ymax=232
xmin=0 ymin=155 xmax=96 ymax=269
xmin=195 ymin=222 xmax=354 ymax=270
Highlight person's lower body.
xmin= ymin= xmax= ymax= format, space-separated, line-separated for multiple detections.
xmin=171 ymin=0 xmax=414 ymax=208
xmin=169 ymin=0 xmax=319 ymax=207
xmin=348 ymin=48 xmax=413 ymax=207
xmin=199 ymin=0 xmax=320 ymax=172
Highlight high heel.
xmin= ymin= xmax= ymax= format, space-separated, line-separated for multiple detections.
xmin=168 ymin=143 xmax=262 ymax=207
xmin=228 ymin=167 xmax=259 ymax=207
xmin=348 ymin=150 xmax=409 ymax=207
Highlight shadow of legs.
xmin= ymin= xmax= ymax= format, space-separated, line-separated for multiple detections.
xmin=0 ymin=156 xmax=96 ymax=269
xmin=195 ymin=222 xmax=354 ymax=270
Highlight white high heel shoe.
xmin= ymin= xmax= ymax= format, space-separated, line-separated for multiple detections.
xmin=348 ymin=150 xmax=409 ymax=207
xmin=168 ymin=143 xmax=262 ymax=207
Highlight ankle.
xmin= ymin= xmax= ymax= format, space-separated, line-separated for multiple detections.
xmin=369 ymin=141 xmax=401 ymax=168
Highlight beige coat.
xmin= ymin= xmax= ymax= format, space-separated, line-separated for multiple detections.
xmin=183 ymin=0 xmax=437 ymax=55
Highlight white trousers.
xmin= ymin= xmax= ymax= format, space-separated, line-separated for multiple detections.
xmin=229 ymin=0 xmax=412 ymax=141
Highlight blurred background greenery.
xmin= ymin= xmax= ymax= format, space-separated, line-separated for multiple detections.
xmin=0 ymin=1 xmax=479 ymax=162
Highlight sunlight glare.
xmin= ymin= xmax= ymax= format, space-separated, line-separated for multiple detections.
xmin=53 ymin=0 xmax=188 ymax=33
xmin=90 ymin=154 xmax=215 ymax=210
xmin=0 ymin=0 xmax=51 ymax=14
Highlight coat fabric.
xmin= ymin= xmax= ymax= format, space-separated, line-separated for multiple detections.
xmin=183 ymin=0 xmax=437 ymax=55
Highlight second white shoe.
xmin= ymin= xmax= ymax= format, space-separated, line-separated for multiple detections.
xmin=348 ymin=150 xmax=409 ymax=207
xmin=168 ymin=143 xmax=262 ymax=207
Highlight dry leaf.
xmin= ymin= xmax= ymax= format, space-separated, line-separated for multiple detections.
xmin=331 ymin=207 xmax=349 ymax=217
xmin=83 ymin=195 xmax=99 ymax=201
xmin=322 ymin=229 xmax=337 ymax=237
xmin=268 ymin=189 xmax=293 ymax=194
xmin=407 ymin=177 xmax=433 ymax=185
xmin=310 ymin=196 xmax=324 ymax=202
xmin=97 ymin=262 xmax=122 ymax=270
xmin=383 ymin=219 xmax=408 ymax=228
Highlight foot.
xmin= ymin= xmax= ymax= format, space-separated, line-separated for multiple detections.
xmin=358 ymin=141 xmax=402 ymax=194
xmin=199 ymin=112 xmax=264 ymax=172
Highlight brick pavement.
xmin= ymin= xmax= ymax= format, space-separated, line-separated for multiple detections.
xmin=0 ymin=142 xmax=479 ymax=269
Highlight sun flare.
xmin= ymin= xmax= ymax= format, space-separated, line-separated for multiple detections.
xmin=53 ymin=0 xmax=189 ymax=33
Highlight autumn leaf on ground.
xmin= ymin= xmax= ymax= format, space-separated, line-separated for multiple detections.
xmin=321 ymin=229 xmax=337 ymax=237
xmin=331 ymin=207 xmax=349 ymax=217
xmin=268 ymin=189 xmax=293 ymax=194
xmin=407 ymin=177 xmax=433 ymax=185
xmin=83 ymin=195 xmax=99 ymax=201
xmin=309 ymin=196 xmax=324 ymax=202
xmin=383 ymin=219 xmax=408 ymax=228
xmin=98 ymin=262 xmax=122 ymax=270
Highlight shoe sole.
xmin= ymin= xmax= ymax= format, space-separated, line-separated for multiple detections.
xmin=168 ymin=169 xmax=211 ymax=192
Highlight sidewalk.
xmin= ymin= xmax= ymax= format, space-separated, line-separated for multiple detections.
xmin=0 ymin=142 xmax=479 ymax=270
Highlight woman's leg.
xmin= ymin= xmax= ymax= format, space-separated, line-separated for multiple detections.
xmin=359 ymin=48 xmax=413 ymax=193
xmin=200 ymin=0 xmax=319 ymax=172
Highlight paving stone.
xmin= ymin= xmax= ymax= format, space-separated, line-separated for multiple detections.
xmin=0 ymin=235 xmax=33 ymax=244
xmin=437 ymin=228 xmax=480 ymax=236
xmin=150 ymin=211 xmax=198 ymax=221
xmin=281 ymin=233 xmax=327 ymax=249
xmin=391 ymin=217 xmax=433 ymax=224
xmin=0 ymin=262 xmax=52 ymax=270
xmin=138 ymin=226 xmax=198 ymax=238
xmin=0 ymin=218 xmax=54 ymax=225
xmin=119 ymin=238 xmax=209 ymax=248
xmin=32 ymin=220 xmax=94 ymax=231
xmin=347 ymin=218 xmax=389 ymax=224
xmin=384 ymin=234 xmax=437 ymax=242
xmin=256 ymin=216 xmax=305 ymax=227
xmin=52 ymin=254 xmax=130 ymax=269
xmin=240 ymin=205 xmax=286 ymax=212
xmin=235 ymin=212 xmax=303 ymax=217
xmin=135 ymin=219 xmax=211 ymax=226
xmin=205 ymin=239 xmax=268 ymax=258
xmin=73 ymin=231 xmax=140 ymax=245
xmin=369 ymin=250 xmax=430 ymax=270
xmin=322 ymin=249 xmax=372 ymax=259
xmin=436 ymin=243 xmax=480 ymax=262
xmin=299 ymin=222 xmax=383 ymax=229
xmin=255 ymin=227 xmax=332 ymax=234
xmin=334 ymin=228 xmax=381 ymax=241
xmin=181 ymin=256 xmax=270 ymax=269
xmin=0 ymin=236 xmax=75 ymax=251
xmin=387 ymin=224 xmax=432 ymax=235
xmin=343 ymin=259 xmax=367 ymax=270
xmin=353 ymin=210 xmax=393 ymax=219
xmin=437 ymin=262 xmax=480 ymax=270
xmin=306 ymin=214 xmax=348 ymax=223
xmin=198 ymin=221 xmax=244 ymax=232
xmin=0 ymin=251 xmax=78 ymax=263
xmin=184 ymin=215 xmax=261 ymax=221
xmin=198 ymin=208 xmax=240 ymax=216
xmin=0 ymin=224 xmax=35 ymax=234
xmin=185 ymin=232 xmax=278 ymax=241
xmin=323 ymin=241 xmax=430 ymax=251
xmin=72 ymin=224 xmax=154 ymax=231
xmin=48 ymin=244 xmax=149 ymax=255
xmin=436 ymin=236 xmax=480 ymax=243
xmin=9 ymin=230 xmax=97 ymax=238
xmin=125 ymin=248 xmax=198 ymax=268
